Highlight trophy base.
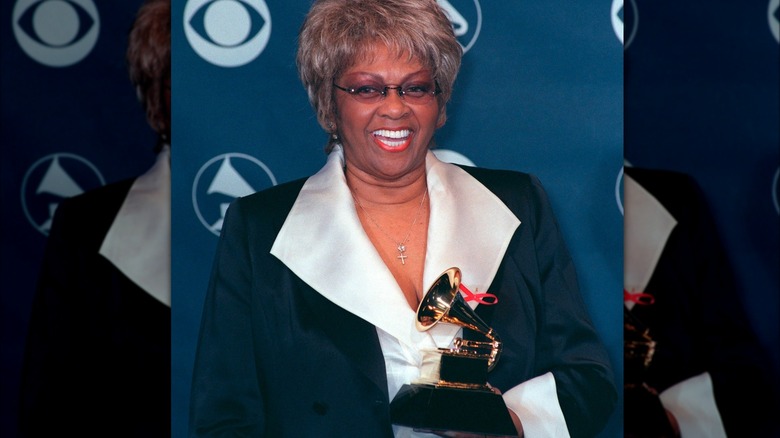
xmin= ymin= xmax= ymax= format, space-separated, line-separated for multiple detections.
xmin=389 ymin=383 xmax=517 ymax=437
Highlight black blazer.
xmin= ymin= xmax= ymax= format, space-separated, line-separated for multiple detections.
xmin=189 ymin=165 xmax=616 ymax=437
xmin=19 ymin=178 xmax=171 ymax=438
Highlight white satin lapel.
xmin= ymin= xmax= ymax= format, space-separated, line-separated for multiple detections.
xmin=624 ymin=173 xmax=677 ymax=310
xmin=99 ymin=146 xmax=171 ymax=307
xmin=271 ymin=149 xmax=520 ymax=349
xmin=424 ymin=153 xmax=520 ymax=306
xmin=271 ymin=148 xmax=422 ymax=346
xmin=417 ymin=153 xmax=520 ymax=346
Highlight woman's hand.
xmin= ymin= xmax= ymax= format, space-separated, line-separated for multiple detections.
xmin=665 ymin=409 xmax=681 ymax=437
xmin=502 ymin=385 xmax=524 ymax=438
xmin=508 ymin=408 xmax=524 ymax=438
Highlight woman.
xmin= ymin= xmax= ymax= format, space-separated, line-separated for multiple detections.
xmin=189 ymin=0 xmax=616 ymax=437
xmin=20 ymin=0 xmax=171 ymax=436
xmin=624 ymin=166 xmax=780 ymax=438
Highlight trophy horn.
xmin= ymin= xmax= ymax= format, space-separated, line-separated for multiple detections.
xmin=417 ymin=267 xmax=502 ymax=370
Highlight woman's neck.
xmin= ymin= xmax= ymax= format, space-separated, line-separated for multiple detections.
xmin=344 ymin=165 xmax=428 ymax=207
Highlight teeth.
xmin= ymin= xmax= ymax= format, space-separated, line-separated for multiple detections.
xmin=373 ymin=129 xmax=410 ymax=139
xmin=380 ymin=138 xmax=406 ymax=147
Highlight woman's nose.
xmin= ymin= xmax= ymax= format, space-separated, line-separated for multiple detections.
xmin=377 ymin=88 xmax=410 ymax=118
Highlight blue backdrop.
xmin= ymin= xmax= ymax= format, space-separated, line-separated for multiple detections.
xmin=624 ymin=0 xmax=780 ymax=386
xmin=172 ymin=1 xmax=623 ymax=437
xmin=0 ymin=1 xmax=154 ymax=436
xmin=3 ymin=2 xmax=776 ymax=437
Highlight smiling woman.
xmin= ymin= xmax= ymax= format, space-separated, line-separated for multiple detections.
xmin=188 ymin=1 xmax=617 ymax=437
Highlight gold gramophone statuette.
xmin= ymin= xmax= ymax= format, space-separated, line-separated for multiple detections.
xmin=623 ymin=305 xmax=657 ymax=387
xmin=389 ymin=267 xmax=517 ymax=436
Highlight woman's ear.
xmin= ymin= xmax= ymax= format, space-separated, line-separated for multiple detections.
xmin=436 ymin=111 xmax=447 ymax=129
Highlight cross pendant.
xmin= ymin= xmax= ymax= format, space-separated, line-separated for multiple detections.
xmin=397 ymin=244 xmax=407 ymax=265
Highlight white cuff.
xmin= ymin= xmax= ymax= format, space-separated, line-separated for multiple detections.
xmin=503 ymin=372 xmax=569 ymax=437
xmin=659 ymin=372 xmax=726 ymax=438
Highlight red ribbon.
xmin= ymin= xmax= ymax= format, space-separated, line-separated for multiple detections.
xmin=459 ymin=283 xmax=498 ymax=305
xmin=624 ymin=289 xmax=655 ymax=305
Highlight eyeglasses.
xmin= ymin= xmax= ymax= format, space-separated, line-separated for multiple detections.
xmin=332 ymin=81 xmax=440 ymax=104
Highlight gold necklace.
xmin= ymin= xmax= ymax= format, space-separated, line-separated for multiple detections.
xmin=352 ymin=189 xmax=428 ymax=265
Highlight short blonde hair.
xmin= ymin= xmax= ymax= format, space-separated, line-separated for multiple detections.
xmin=296 ymin=0 xmax=462 ymax=152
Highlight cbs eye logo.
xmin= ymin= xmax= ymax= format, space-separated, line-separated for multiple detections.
xmin=13 ymin=0 xmax=99 ymax=67
xmin=612 ymin=0 xmax=637 ymax=49
xmin=184 ymin=0 xmax=271 ymax=68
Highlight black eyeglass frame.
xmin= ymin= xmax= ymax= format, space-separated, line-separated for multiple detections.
xmin=332 ymin=81 xmax=441 ymax=103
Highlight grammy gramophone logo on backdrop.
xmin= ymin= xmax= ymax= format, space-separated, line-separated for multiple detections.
xmin=437 ymin=0 xmax=481 ymax=54
xmin=192 ymin=152 xmax=277 ymax=236
xmin=21 ymin=153 xmax=105 ymax=236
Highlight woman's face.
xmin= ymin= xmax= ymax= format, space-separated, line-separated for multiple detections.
xmin=334 ymin=45 xmax=445 ymax=184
